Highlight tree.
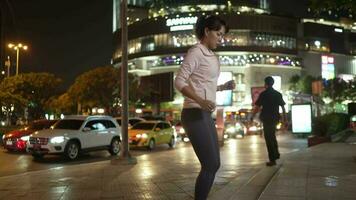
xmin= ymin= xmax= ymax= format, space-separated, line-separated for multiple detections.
xmin=0 ymin=91 xmax=28 ymax=125
xmin=67 ymin=66 xmax=140 ymax=115
xmin=289 ymin=75 xmax=317 ymax=95
xmin=0 ymin=73 xmax=62 ymax=120
xmin=289 ymin=75 xmax=301 ymax=92
xmin=45 ymin=93 xmax=76 ymax=115
xmin=344 ymin=77 xmax=356 ymax=101
xmin=323 ymin=78 xmax=348 ymax=104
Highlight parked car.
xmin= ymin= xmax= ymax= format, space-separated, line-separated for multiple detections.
xmin=223 ymin=121 xmax=246 ymax=139
xmin=27 ymin=115 xmax=121 ymax=160
xmin=2 ymin=119 xmax=57 ymax=152
xmin=128 ymin=121 xmax=176 ymax=150
xmin=115 ymin=117 xmax=145 ymax=129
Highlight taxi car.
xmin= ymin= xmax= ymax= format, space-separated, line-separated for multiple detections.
xmin=128 ymin=121 xmax=176 ymax=150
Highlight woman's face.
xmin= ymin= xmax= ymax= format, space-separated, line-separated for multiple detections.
xmin=203 ymin=26 xmax=226 ymax=49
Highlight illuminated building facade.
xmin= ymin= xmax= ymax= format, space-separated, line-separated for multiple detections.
xmin=112 ymin=0 xmax=356 ymax=109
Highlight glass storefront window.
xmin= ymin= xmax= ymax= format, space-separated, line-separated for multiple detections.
xmin=305 ymin=38 xmax=330 ymax=52
xmin=141 ymin=53 xmax=301 ymax=68
xmin=120 ymin=30 xmax=297 ymax=56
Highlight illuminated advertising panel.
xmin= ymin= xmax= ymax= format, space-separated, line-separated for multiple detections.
xmin=291 ymin=104 xmax=312 ymax=134
xmin=271 ymin=76 xmax=281 ymax=91
xmin=321 ymin=55 xmax=335 ymax=80
xmin=216 ymin=72 xmax=233 ymax=106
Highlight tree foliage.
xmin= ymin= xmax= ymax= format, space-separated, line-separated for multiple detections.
xmin=68 ymin=66 xmax=118 ymax=109
xmin=323 ymin=77 xmax=356 ymax=102
xmin=0 ymin=73 xmax=62 ymax=120
xmin=289 ymin=75 xmax=318 ymax=94
xmin=45 ymin=93 xmax=76 ymax=115
xmin=67 ymin=66 xmax=140 ymax=114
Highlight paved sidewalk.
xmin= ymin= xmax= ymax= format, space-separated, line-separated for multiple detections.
xmin=0 ymin=140 xmax=271 ymax=200
xmin=258 ymin=134 xmax=356 ymax=200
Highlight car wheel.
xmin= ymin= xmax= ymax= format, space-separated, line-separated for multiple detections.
xmin=32 ymin=153 xmax=44 ymax=159
xmin=109 ymin=138 xmax=121 ymax=155
xmin=147 ymin=139 xmax=155 ymax=150
xmin=168 ymin=136 xmax=176 ymax=148
xmin=64 ymin=141 xmax=80 ymax=160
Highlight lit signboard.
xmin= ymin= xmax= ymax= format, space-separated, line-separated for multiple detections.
xmin=216 ymin=72 xmax=233 ymax=106
xmin=321 ymin=55 xmax=335 ymax=80
xmin=166 ymin=16 xmax=197 ymax=32
xmin=271 ymin=76 xmax=281 ymax=91
xmin=291 ymin=104 xmax=312 ymax=133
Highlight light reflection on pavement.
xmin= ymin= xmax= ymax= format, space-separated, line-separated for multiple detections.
xmin=0 ymin=132 xmax=307 ymax=178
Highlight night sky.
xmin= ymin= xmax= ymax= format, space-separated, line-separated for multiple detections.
xmin=4 ymin=0 xmax=113 ymax=89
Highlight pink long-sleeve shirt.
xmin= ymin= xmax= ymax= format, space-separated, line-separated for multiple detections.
xmin=174 ymin=43 xmax=220 ymax=109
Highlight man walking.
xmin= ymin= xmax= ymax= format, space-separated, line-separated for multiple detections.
xmin=252 ymin=76 xmax=287 ymax=166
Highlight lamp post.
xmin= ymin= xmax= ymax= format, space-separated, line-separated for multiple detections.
xmin=8 ymin=43 xmax=28 ymax=75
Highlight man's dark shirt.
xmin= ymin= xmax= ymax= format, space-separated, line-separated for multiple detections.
xmin=255 ymin=87 xmax=285 ymax=122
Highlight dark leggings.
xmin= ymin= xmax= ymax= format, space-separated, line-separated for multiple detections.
xmin=181 ymin=108 xmax=220 ymax=200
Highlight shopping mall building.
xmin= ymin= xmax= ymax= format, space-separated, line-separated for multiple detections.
xmin=112 ymin=0 xmax=356 ymax=111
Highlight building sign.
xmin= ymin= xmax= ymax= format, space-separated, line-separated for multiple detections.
xmin=291 ymin=104 xmax=312 ymax=134
xmin=321 ymin=55 xmax=335 ymax=80
xmin=166 ymin=16 xmax=197 ymax=32
xmin=271 ymin=76 xmax=281 ymax=91
xmin=216 ymin=72 xmax=233 ymax=106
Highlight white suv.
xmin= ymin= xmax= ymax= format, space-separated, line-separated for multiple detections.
xmin=27 ymin=115 xmax=121 ymax=160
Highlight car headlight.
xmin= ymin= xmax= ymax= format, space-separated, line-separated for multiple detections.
xmin=235 ymin=123 xmax=242 ymax=129
xmin=276 ymin=123 xmax=282 ymax=129
xmin=20 ymin=136 xmax=30 ymax=141
xmin=179 ymin=128 xmax=185 ymax=134
xmin=50 ymin=136 xmax=65 ymax=144
xmin=136 ymin=133 xmax=148 ymax=139
xmin=249 ymin=126 xmax=258 ymax=131
xmin=226 ymin=127 xmax=235 ymax=133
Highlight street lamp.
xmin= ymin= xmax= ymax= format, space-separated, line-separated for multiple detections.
xmin=8 ymin=43 xmax=28 ymax=75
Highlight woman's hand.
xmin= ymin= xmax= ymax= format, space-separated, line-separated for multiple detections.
xmin=197 ymin=99 xmax=216 ymax=112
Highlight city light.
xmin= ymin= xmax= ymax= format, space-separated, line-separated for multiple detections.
xmin=8 ymin=43 xmax=28 ymax=75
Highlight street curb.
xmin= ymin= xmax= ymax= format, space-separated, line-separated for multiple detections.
xmin=209 ymin=164 xmax=281 ymax=200
xmin=330 ymin=128 xmax=354 ymax=142
xmin=257 ymin=164 xmax=283 ymax=200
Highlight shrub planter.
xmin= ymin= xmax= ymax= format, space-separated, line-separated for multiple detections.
xmin=308 ymin=135 xmax=331 ymax=147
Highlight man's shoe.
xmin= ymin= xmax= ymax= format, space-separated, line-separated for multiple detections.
xmin=266 ymin=161 xmax=276 ymax=166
